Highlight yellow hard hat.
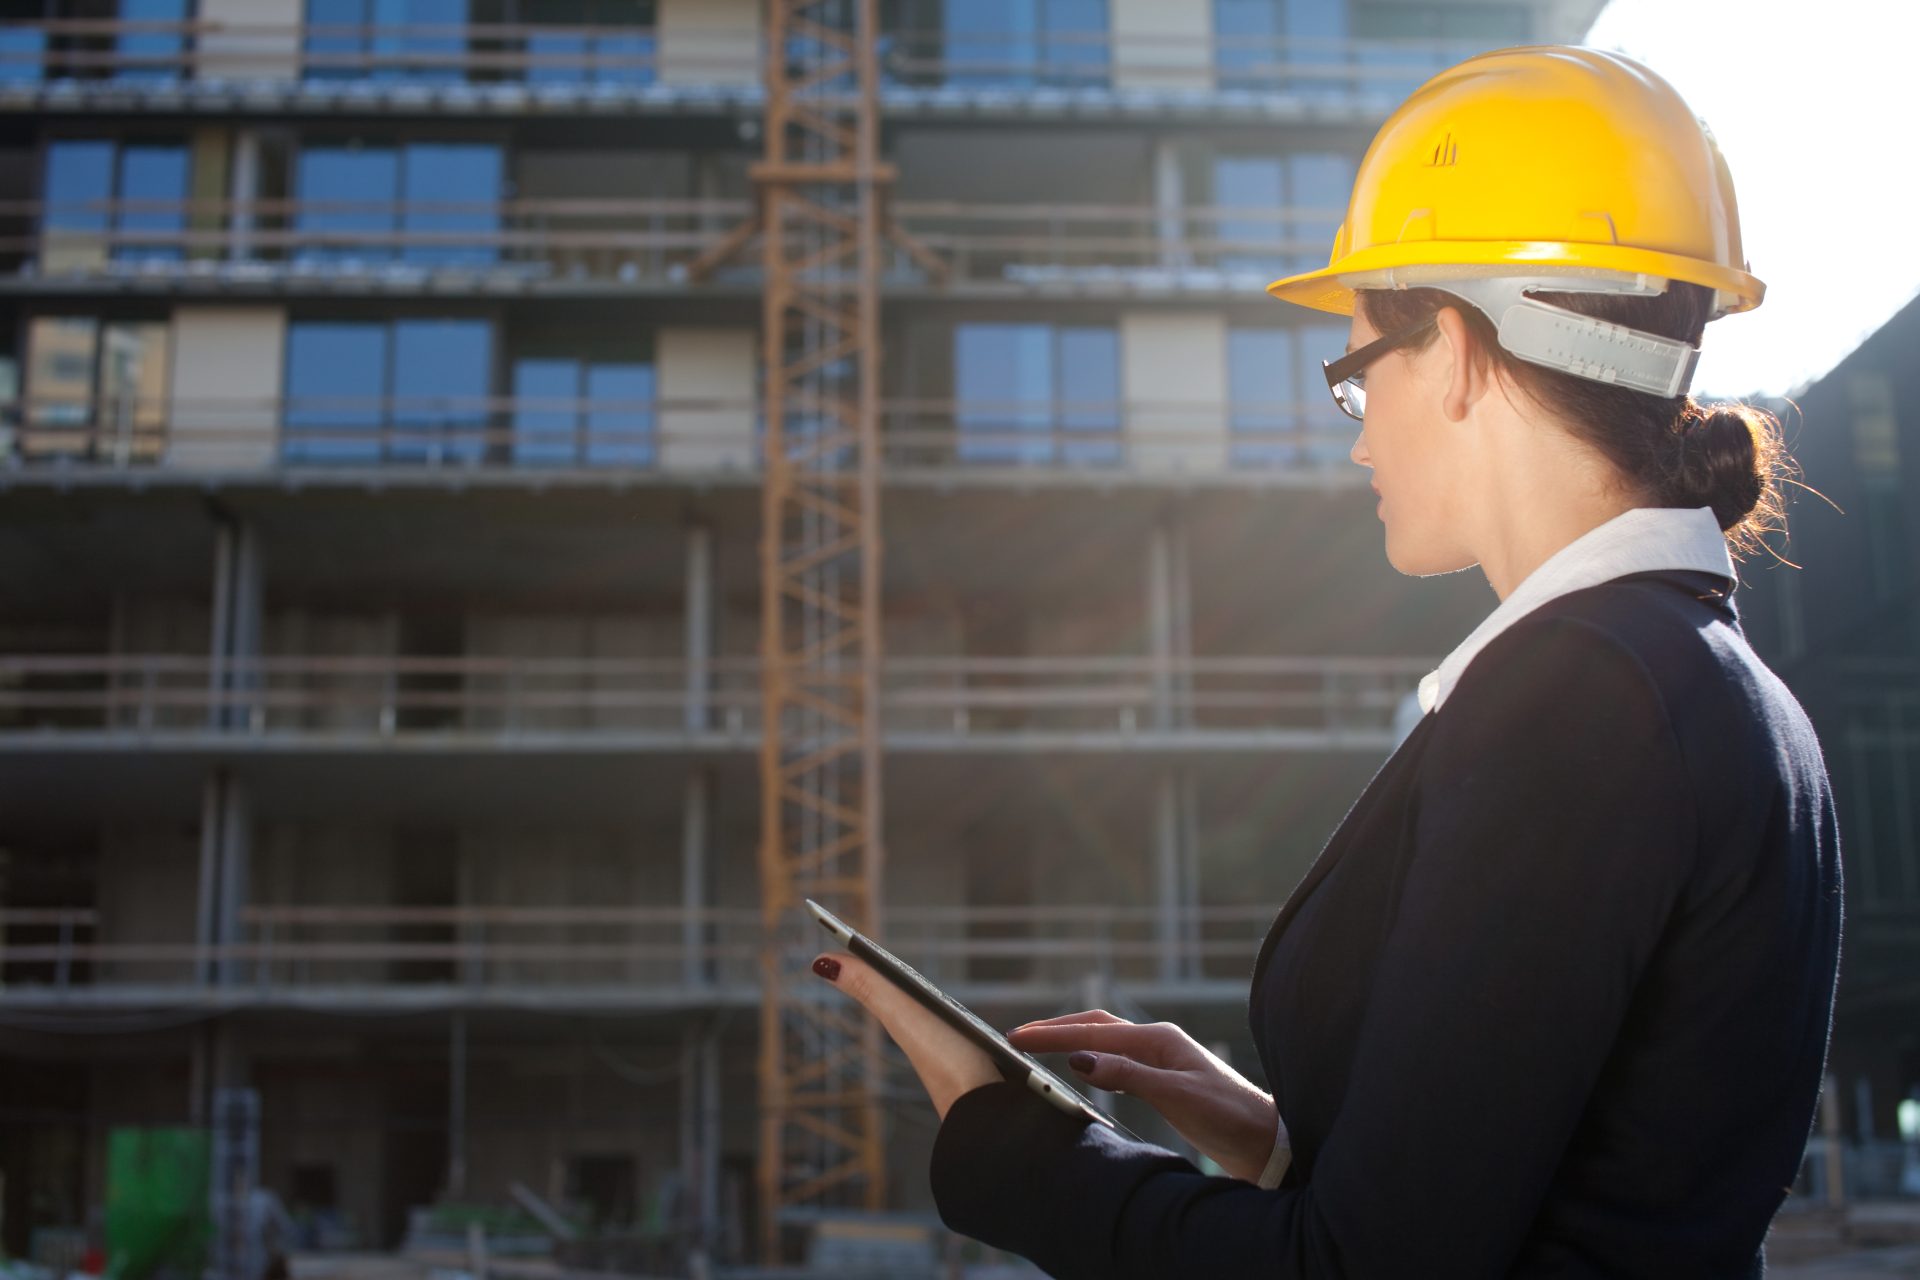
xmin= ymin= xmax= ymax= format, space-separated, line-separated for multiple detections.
xmin=1266 ymin=46 xmax=1764 ymax=322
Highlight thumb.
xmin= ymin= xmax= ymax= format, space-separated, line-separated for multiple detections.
xmin=1067 ymin=1050 xmax=1176 ymax=1101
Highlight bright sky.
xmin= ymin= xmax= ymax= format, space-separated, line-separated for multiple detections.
xmin=1583 ymin=0 xmax=1920 ymax=397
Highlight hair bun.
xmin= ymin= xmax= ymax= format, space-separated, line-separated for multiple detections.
xmin=1670 ymin=401 xmax=1768 ymax=532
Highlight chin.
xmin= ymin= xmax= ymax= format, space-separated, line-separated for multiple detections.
xmin=1383 ymin=529 xmax=1476 ymax=579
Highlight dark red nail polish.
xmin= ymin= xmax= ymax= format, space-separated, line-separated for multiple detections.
xmin=1069 ymin=1051 xmax=1096 ymax=1074
xmin=813 ymin=956 xmax=840 ymax=981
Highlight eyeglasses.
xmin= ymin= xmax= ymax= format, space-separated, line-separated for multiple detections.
xmin=1321 ymin=316 xmax=1438 ymax=422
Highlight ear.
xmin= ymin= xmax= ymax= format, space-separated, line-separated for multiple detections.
xmin=1432 ymin=305 xmax=1493 ymax=424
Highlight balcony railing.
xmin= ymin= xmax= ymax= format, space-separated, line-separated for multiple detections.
xmin=0 ymin=653 xmax=1426 ymax=744
xmin=0 ymin=19 xmax=1492 ymax=100
xmin=0 ymin=393 xmax=1358 ymax=479
xmin=0 ymin=903 xmax=1275 ymax=998
xmin=7 ymin=195 xmax=1335 ymax=289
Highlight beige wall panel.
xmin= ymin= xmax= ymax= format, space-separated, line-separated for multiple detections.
xmin=1121 ymin=312 xmax=1228 ymax=474
xmin=197 ymin=0 xmax=302 ymax=80
xmin=657 ymin=328 xmax=755 ymax=473
xmin=463 ymin=614 xmax=591 ymax=732
xmin=658 ymin=0 xmax=760 ymax=87
xmin=262 ymin=611 xmax=398 ymax=732
xmin=1111 ymin=0 xmax=1213 ymax=91
xmin=167 ymin=306 xmax=285 ymax=470
xmin=587 ymin=613 xmax=679 ymax=730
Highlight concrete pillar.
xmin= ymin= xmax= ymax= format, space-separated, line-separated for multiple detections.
xmin=196 ymin=771 xmax=225 ymax=984
xmin=1155 ymin=775 xmax=1180 ymax=983
xmin=230 ymin=521 xmax=265 ymax=728
xmin=699 ymin=1026 xmax=722 ymax=1254
xmin=685 ymin=525 xmax=713 ymax=732
xmin=189 ymin=129 xmax=230 ymax=262
xmin=1178 ymin=770 xmax=1201 ymax=978
xmin=1111 ymin=0 xmax=1213 ymax=91
xmin=1121 ymin=313 xmax=1228 ymax=473
xmin=682 ymin=771 xmax=711 ymax=986
xmin=1147 ymin=522 xmax=1174 ymax=730
xmin=208 ymin=523 xmax=235 ymax=730
xmin=1153 ymin=140 xmax=1188 ymax=270
xmin=167 ymin=307 xmax=285 ymax=470
xmin=449 ymin=1012 xmax=469 ymax=1197
xmin=228 ymin=130 xmax=260 ymax=260
xmin=216 ymin=779 xmax=251 ymax=986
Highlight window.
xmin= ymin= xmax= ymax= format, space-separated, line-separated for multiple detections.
xmin=943 ymin=0 xmax=1110 ymax=89
xmin=509 ymin=339 xmax=658 ymax=467
xmin=524 ymin=1 xmax=657 ymax=86
xmin=284 ymin=318 xmax=493 ymax=465
xmin=1350 ymin=3 xmax=1525 ymax=98
xmin=1210 ymin=151 xmax=1353 ymax=276
xmin=43 ymin=138 xmax=190 ymax=264
xmin=22 ymin=315 xmax=171 ymax=462
xmin=1215 ymin=0 xmax=1348 ymax=93
xmin=305 ymin=0 xmax=472 ymax=81
xmin=1228 ymin=322 xmax=1351 ymax=468
xmin=293 ymin=142 xmax=501 ymax=265
xmin=0 ymin=25 xmax=46 ymax=83
xmin=954 ymin=323 xmax=1118 ymax=465
xmin=115 ymin=0 xmax=188 ymax=81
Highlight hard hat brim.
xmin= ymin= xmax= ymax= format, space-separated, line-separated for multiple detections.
xmin=1266 ymin=239 xmax=1766 ymax=318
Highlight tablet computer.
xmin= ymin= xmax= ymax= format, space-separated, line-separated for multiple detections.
xmin=805 ymin=897 xmax=1139 ymax=1140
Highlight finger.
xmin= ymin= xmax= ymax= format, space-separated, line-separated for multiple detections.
xmin=1008 ymin=1009 xmax=1130 ymax=1033
xmin=1065 ymin=1049 xmax=1181 ymax=1101
xmin=811 ymin=952 xmax=921 ymax=1028
xmin=1008 ymin=1020 xmax=1181 ymax=1066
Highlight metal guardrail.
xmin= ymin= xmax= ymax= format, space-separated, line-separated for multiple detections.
xmin=0 ymin=902 xmax=1278 ymax=994
xmin=0 ymin=393 xmax=1357 ymax=477
xmin=0 ymin=19 xmax=1490 ymax=96
xmin=8 ymin=195 xmax=1333 ymax=286
xmin=0 ymin=652 xmax=1425 ymax=740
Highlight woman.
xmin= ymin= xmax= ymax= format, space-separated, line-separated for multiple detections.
xmin=810 ymin=46 xmax=1843 ymax=1277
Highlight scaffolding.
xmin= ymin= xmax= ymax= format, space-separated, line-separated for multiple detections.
xmin=752 ymin=0 xmax=891 ymax=1262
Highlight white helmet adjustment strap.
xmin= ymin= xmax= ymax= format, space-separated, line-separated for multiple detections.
xmin=1423 ymin=276 xmax=1701 ymax=399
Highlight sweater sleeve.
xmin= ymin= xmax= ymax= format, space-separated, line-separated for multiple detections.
xmin=929 ymin=616 xmax=1696 ymax=1278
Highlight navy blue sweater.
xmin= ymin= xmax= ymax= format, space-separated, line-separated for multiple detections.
xmin=930 ymin=570 xmax=1844 ymax=1277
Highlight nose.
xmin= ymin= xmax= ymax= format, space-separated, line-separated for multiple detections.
xmin=1349 ymin=429 xmax=1370 ymax=468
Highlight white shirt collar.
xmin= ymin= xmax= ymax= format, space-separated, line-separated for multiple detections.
xmin=1417 ymin=506 xmax=1735 ymax=716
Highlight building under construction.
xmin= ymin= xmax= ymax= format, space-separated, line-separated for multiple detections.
xmin=25 ymin=0 xmax=1916 ymax=1271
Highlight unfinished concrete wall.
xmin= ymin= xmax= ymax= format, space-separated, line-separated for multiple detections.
xmin=262 ymin=611 xmax=398 ymax=733
xmin=1111 ymin=0 xmax=1214 ymax=91
xmin=657 ymin=329 xmax=755 ymax=474
xmin=166 ymin=307 xmax=285 ymax=470
xmin=462 ymin=827 xmax=664 ymax=985
xmin=95 ymin=824 xmax=199 ymax=985
xmin=196 ymin=0 xmax=302 ymax=80
xmin=462 ymin=613 xmax=678 ymax=733
xmin=1121 ymin=311 xmax=1228 ymax=473
xmin=254 ymin=1057 xmax=387 ymax=1249
xmin=657 ymin=0 xmax=760 ymax=88
xmin=251 ymin=825 xmax=397 ymax=984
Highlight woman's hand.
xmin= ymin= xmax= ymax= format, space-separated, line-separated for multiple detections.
xmin=810 ymin=953 xmax=1003 ymax=1120
xmin=1009 ymin=1010 xmax=1282 ymax=1183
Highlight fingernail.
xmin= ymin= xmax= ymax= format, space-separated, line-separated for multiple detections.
xmin=812 ymin=956 xmax=840 ymax=981
xmin=1069 ymin=1051 xmax=1096 ymax=1075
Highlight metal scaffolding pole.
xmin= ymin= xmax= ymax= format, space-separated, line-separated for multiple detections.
xmin=754 ymin=0 xmax=891 ymax=1262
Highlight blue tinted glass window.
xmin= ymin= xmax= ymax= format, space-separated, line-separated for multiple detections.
xmin=956 ymin=323 xmax=1051 ymax=464
xmin=295 ymin=146 xmax=400 ymax=263
xmin=115 ymin=145 xmax=189 ymax=262
xmin=1213 ymin=155 xmax=1286 ymax=276
xmin=400 ymin=143 xmax=499 ymax=266
xmin=1229 ymin=328 xmax=1296 ymax=467
xmin=1213 ymin=0 xmax=1279 ymax=87
xmin=116 ymin=0 xmax=188 ymax=81
xmin=371 ymin=0 xmax=468 ymax=82
xmin=946 ymin=0 xmax=1037 ymax=88
xmin=583 ymin=362 xmax=655 ymax=467
xmin=306 ymin=0 xmax=370 ymax=80
xmin=44 ymin=142 xmax=115 ymax=234
xmin=1286 ymin=152 xmax=1353 ymax=272
xmin=1041 ymin=0 xmax=1107 ymax=87
xmin=590 ymin=29 xmax=656 ymax=85
xmin=391 ymin=318 xmax=490 ymax=464
xmin=285 ymin=322 xmax=388 ymax=464
xmin=1297 ymin=322 xmax=1351 ymax=465
xmin=511 ymin=359 xmax=581 ymax=465
xmin=1285 ymin=0 xmax=1348 ymax=98
xmin=1057 ymin=327 xmax=1119 ymax=466
xmin=0 ymin=27 xmax=46 ymax=83
xmin=525 ymin=30 xmax=586 ymax=84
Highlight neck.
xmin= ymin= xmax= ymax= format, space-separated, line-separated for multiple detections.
xmin=1470 ymin=415 xmax=1639 ymax=603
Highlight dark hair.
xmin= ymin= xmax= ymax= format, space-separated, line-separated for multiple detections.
xmin=1357 ymin=281 xmax=1791 ymax=560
